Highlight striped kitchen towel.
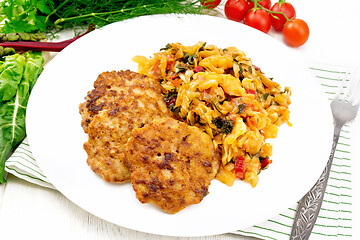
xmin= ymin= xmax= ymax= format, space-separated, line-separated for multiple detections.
xmin=234 ymin=63 xmax=354 ymax=239
xmin=5 ymin=63 xmax=354 ymax=239
xmin=5 ymin=139 xmax=54 ymax=189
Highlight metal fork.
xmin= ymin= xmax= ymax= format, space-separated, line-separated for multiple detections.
xmin=289 ymin=68 xmax=360 ymax=240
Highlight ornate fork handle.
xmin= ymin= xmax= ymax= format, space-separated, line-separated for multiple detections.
xmin=290 ymin=123 xmax=342 ymax=240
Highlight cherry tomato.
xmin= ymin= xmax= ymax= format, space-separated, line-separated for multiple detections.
xmin=200 ymin=0 xmax=221 ymax=9
xmin=244 ymin=9 xmax=271 ymax=33
xmin=248 ymin=0 xmax=272 ymax=9
xmin=224 ymin=0 xmax=251 ymax=22
xmin=270 ymin=2 xmax=296 ymax=31
xmin=283 ymin=18 xmax=309 ymax=47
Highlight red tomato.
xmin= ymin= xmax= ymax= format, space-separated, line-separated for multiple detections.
xmin=234 ymin=156 xmax=246 ymax=179
xmin=283 ymin=18 xmax=309 ymax=47
xmin=244 ymin=9 xmax=271 ymax=33
xmin=193 ymin=66 xmax=204 ymax=73
xmin=270 ymin=2 xmax=296 ymax=31
xmin=246 ymin=89 xmax=256 ymax=97
xmin=166 ymin=54 xmax=175 ymax=70
xmin=248 ymin=0 xmax=272 ymax=9
xmin=260 ymin=157 xmax=271 ymax=169
xmin=224 ymin=0 xmax=251 ymax=22
xmin=200 ymin=0 xmax=221 ymax=9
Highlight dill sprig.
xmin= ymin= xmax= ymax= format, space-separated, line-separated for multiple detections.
xmin=0 ymin=0 xmax=211 ymax=34
xmin=47 ymin=0 xmax=209 ymax=30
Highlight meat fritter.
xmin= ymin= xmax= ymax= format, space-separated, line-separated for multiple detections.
xmin=125 ymin=117 xmax=219 ymax=214
xmin=79 ymin=70 xmax=165 ymax=133
xmin=84 ymin=111 xmax=130 ymax=182
xmin=82 ymin=70 xmax=171 ymax=183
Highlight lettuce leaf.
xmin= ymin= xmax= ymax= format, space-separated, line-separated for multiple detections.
xmin=0 ymin=54 xmax=26 ymax=102
xmin=0 ymin=51 xmax=44 ymax=183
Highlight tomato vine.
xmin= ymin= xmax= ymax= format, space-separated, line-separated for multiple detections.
xmin=224 ymin=0 xmax=310 ymax=47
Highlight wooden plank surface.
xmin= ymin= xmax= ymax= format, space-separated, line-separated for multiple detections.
xmin=0 ymin=175 xmax=258 ymax=240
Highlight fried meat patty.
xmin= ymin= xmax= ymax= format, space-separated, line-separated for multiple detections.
xmin=79 ymin=70 xmax=165 ymax=133
xmin=81 ymin=70 xmax=171 ymax=183
xmin=125 ymin=117 xmax=219 ymax=214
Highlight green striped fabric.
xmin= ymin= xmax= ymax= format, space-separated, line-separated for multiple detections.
xmin=5 ymin=64 xmax=353 ymax=239
xmin=234 ymin=63 xmax=353 ymax=239
xmin=5 ymin=140 xmax=54 ymax=189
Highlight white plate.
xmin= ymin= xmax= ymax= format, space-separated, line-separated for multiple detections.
xmin=26 ymin=14 xmax=333 ymax=237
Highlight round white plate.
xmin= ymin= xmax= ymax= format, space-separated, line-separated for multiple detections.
xmin=26 ymin=14 xmax=333 ymax=237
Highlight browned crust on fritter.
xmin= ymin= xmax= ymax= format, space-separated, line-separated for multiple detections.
xmin=125 ymin=117 xmax=219 ymax=214
xmin=84 ymin=111 xmax=131 ymax=182
xmin=79 ymin=70 xmax=165 ymax=133
xmin=82 ymin=70 xmax=172 ymax=183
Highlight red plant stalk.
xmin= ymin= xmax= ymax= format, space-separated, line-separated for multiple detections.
xmin=0 ymin=31 xmax=91 ymax=52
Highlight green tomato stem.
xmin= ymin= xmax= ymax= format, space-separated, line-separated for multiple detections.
xmin=265 ymin=9 xmax=290 ymax=22
xmin=250 ymin=0 xmax=291 ymax=22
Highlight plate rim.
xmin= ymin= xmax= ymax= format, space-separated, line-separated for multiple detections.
xmin=26 ymin=13 xmax=334 ymax=237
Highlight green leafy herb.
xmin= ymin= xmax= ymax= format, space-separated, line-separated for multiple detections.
xmin=1 ymin=0 xmax=209 ymax=34
xmin=233 ymin=60 xmax=244 ymax=80
xmin=160 ymin=43 xmax=172 ymax=51
xmin=237 ymin=103 xmax=247 ymax=114
xmin=199 ymin=42 xmax=206 ymax=51
xmin=210 ymin=99 xmax=234 ymax=134
xmin=212 ymin=116 xmax=234 ymax=134
xmin=0 ymin=0 xmax=51 ymax=33
xmin=164 ymin=89 xmax=181 ymax=118
xmin=175 ymin=63 xmax=187 ymax=73
xmin=263 ymin=92 xmax=270 ymax=100
xmin=50 ymin=0 xmax=207 ymax=29
xmin=183 ymin=52 xmax=196 ymax=65
xmin=0 ymin=51 xmax=44 ymax=183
